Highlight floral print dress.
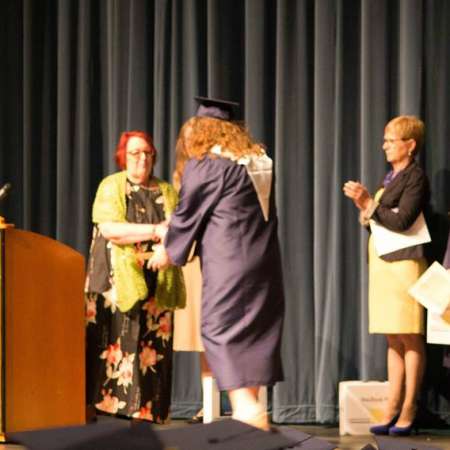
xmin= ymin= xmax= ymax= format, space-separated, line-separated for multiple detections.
xmin=85 ymin=179 xmax=173 ymax=423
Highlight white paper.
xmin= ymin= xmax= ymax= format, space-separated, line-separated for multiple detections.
xmin=427 ymin=310 xmax=450 ymax=345
xmin=370 ymin=212 xmax=431 ymax=256
xmin=408 ymin=261 xmax=450 ymax=315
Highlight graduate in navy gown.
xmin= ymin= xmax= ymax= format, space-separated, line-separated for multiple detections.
xmin=149 ymin=101 xmax=285 ymax=430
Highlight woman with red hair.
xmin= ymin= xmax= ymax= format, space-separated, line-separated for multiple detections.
xmin=85 ymin=131 xmax=185 ymax=423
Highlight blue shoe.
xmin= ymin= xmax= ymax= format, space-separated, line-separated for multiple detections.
xmin=388 ymin=422 xmax=418 ymax=436
xmin=369 ymin=414 xmax=399 ymax=435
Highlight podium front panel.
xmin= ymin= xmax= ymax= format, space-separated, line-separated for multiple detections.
xmin=0 ymin=229 xmax=5 ymax=436
xmin=1 ymin=228 xmax=85 ymax=433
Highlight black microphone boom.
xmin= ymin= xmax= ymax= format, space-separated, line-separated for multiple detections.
xmin=0 ymin=183 xmax=12 ymax=201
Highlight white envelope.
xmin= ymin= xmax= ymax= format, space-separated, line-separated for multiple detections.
xmin=427 ymin=310 xmax=450 ymax=345
xmin=408 ymin=261 xmax=450 ymax=315
xmin=370 ymin=212 xmax=431 ymax=256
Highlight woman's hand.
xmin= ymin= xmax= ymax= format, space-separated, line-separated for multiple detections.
xmin=343 ymin=181 xmax=372 ymax=210
xmin=152 ymin=221 xmax=169 ymax=242
xmin=147 ymin=244 xmax=171 ymax=271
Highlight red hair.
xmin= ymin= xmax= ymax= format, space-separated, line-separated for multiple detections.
xmin=114 ymin=131 xmax=157 ymax=169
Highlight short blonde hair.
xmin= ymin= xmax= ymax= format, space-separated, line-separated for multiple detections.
xmin=174 ymin=116 xmax=264 ymax=177
xmin=386 ymin=115 xmax=425 ymax=154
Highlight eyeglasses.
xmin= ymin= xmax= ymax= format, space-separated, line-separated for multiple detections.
xmin=383 ymin=138 xmax=409 ymax=145
xmin=126 ymin=150 xmax=154 ymax=160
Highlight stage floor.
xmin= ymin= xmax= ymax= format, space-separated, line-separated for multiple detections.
xmin=2 ymin=417 xmax=450 ymax=450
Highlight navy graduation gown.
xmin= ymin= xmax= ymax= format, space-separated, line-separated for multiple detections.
xmin=165 ymin=157 xmax=284 ymax=390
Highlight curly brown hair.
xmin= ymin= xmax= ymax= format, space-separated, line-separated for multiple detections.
xmin=174 ymin=116 xmax=264 ymax=178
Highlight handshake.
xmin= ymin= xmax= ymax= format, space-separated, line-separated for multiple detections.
xmin=140 ymin=221 xmax=172 ymax=271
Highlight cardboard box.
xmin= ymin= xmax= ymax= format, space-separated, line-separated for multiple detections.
xmin=339 ymin=380 xmax=389 ymax=436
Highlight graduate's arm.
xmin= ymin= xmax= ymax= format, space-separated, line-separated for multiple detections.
xmin=164 ymin=159 xmax=224 ymax=266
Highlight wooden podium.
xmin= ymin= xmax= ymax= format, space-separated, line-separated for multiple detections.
xmin=0 ymin=220 xmax=85 ymax=436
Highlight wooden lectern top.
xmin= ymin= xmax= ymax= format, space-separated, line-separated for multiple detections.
xmin=0 ymin=217 xmax=14 ymax=229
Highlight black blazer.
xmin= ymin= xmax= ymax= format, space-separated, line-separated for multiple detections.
xmin=372 ymin=161 xmax=430 ymax=262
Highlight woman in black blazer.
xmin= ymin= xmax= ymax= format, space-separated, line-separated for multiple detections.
xmin=344 ymin=116 xmax=429 ymax=437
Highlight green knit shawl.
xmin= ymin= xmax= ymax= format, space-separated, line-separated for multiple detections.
xmin=92 ymin=171 xmax=185 ymax=312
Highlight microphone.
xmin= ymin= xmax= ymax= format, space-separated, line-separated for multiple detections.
xmin=0 ymin=183 xmax=11 ymax=201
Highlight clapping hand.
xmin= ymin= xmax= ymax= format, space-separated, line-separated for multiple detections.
xmin=343 ymin=180 xmax=372 ymax=210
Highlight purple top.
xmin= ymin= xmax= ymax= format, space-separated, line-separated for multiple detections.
xmin=383 ymin=169 xmax=400 ymax=187
xmin=444 ymin=230 xmax=450 ymax=269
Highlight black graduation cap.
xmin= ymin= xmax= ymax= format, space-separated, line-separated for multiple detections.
xmin=8 ymin=420 xmax=163 ymax=450
xmin=277 ymin=426 xmax=337 ymax=449
xmin=195 ymin=96 xmax=240 ymax=120
xmin=157 ymin=419 xmax=296 ymax=450
xmin=375 ymin=436 xmax=444 ymax=450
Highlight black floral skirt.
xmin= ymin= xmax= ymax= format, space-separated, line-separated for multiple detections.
xmin=86 ymin=293 xmax=173 ymax=423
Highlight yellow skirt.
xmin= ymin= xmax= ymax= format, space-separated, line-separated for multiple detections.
xmin=368 ymin=235 xmax=426 ymax=334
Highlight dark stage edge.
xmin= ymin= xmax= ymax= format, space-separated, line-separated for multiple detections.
xmin=3 ymin=416 xmax=450 ymax=450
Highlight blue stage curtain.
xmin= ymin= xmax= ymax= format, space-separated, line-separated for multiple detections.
xmin=0 ymin=0 xmax=449 ymax=424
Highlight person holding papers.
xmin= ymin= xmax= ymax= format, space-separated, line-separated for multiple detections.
xmin=343 ymin=116 xmax=430 ymax=436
